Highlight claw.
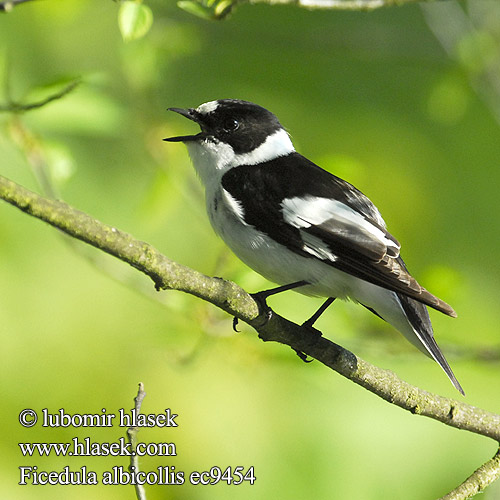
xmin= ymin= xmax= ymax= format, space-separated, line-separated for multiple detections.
xmin=250 ymin=292 xmax=274 ymax=327
xmin=294 ymin=349 xmax=314 ymax=363
xmin=232 ymin=317 xmax=240 ymax=333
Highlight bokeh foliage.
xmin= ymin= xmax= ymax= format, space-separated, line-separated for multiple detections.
xmin=1 ymin=1 xmax=500 ymax=499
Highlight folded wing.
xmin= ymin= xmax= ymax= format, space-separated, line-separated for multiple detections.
xmin=220 ymin=153 xmax=456 ymax=317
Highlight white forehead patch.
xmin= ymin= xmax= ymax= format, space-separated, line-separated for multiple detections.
xmin=196 ymin=100 xmax=219 ymax=115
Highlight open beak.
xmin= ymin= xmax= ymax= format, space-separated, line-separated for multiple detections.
xmin=163 ymin=107 xmax=203 ymax=142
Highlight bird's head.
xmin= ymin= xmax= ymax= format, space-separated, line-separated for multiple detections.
xmin=164 ymin=99 xmax=295 ymax=174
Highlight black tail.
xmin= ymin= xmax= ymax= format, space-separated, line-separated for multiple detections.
xmin=398 ymin=294 xmax=464 ymax=395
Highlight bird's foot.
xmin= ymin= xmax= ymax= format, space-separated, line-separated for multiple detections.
xmin=293 ymin=320 xmax=324 ymax=363
xmin=232 ymin=291 xmax=273 ymax=333
xmin=250 ymin=291 xmax=274 ymax=327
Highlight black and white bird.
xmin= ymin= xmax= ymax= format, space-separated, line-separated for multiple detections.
xmin=164 ymin=99 xmax=463 ymax=395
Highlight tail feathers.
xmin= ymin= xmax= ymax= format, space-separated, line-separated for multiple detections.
xmin=398 ymin=294 xmax=464 ymax=396
xmin=392 ymin=256 xmax=457 ymax=318
xmin=417 ymin=286 xmax=457 ymax=318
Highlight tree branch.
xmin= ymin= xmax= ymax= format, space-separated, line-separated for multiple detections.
xmin=0 ymin=0 xmax=37 ymax=12
xmin=0 ymin=174 xmax=499 ymax=497
xmin=1 ymin=173 xmax=499 ymax=438
xmin=179 ymin=0 xmax=439 ymax=18
xmin=178 ymin=0 xmax=439 ymax=19
xmin=0 ymin=78 xmax=81 ymax=113
xmin=439 ymin=447 xmax=500 ymax=500
xmin=245 ymin=0 xmax=436 ymax=11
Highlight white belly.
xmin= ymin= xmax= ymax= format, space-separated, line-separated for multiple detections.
xmin=207 ymin=187 xmax=383 ymax=301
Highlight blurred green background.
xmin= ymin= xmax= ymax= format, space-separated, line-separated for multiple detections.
xmin=1 ymin=1 xmax=500 ymax=499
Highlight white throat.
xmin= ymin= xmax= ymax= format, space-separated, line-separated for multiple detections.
xmin=186 ymin=128 xmax=295 ymax=189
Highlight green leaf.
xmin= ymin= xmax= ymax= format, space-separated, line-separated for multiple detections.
xmin=214 ymin=0 xmax=233 ymax=19
xmin=118 ymin=1 xmax=153 ymax=42
xmin=177 ymin=1 xmax=214 ymax=20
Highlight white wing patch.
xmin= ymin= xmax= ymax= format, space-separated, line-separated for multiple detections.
xmin=222 ymin=188 xmax=248 ymax=225
xmin=281 ymin=195 xmax=400 ymax=259
xmin=301 ymin=231 xmax=337 ymax=262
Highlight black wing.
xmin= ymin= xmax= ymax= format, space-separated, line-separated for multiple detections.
xmin=221 ymin=153 xmax=456 ymax=317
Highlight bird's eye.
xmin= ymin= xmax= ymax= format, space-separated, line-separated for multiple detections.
xmin=223 ymin=118 xmax=239 ymax=132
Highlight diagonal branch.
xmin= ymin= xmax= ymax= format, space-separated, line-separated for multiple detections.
xmin=0 ymin=173 xmax=499 ymax=442
xmin=439 ymin=447 xmax=500 ymax=500
xmin=0 ymin=78 xmax=81 ymax=112
xmin=1 ymin=174 xmax=500 ymax=499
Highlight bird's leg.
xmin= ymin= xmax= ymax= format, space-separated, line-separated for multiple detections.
xmin=251 ymin=280 xmax=310 ymax=325
xmin=303 ymin=297 xmax=336 ymax=328
xmin=232 ymin=280 xmax=309 ymax=332
xmin=253 ymin=280 xmax=310 ymax=300
xmin=295 ymin=297 xmax=336 ymax=362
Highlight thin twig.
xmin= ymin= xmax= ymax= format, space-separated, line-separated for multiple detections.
xmin=438 ymin=447 xmax=500 ymax=500
xmin=0 ymin=78 xmax=81 ymax=113
xmin=249 ymin=0 xmax=396 ymax=10
xmin=228 ymin=0 xmax=435 ymax=13
xmin=127 ymin=383 xmax=147 ymax=500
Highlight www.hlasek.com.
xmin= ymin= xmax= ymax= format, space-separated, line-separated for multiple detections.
xmin=19 ymin=437 xmax=175 ymax=458
xmin=18 ymin=408 xmax=256 ymax=486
